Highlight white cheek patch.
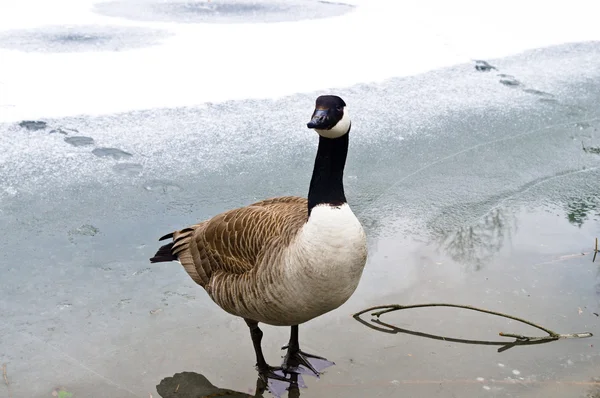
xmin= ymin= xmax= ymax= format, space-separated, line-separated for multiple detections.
xmin=316 ymin=108 xmax=350 ymax=139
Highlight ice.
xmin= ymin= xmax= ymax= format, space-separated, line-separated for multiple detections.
xmin=474 ymin=60 xmax=497 ymax=72
xmin=2 ymin=41 xmax=600 ymax=201
xmin=18 ymin=120 xmax=47 ymax=131
xmin=68 ymin=224 xmax=100 ymax=236
xmin=143 ymin=180 xmax=183 ymax=193
xmin=50 ymin=127 xmax=79 ymax=134
xmin=0 ymin=25 xmax=169 ymax=53
xmin=91 ymin=147 xmax=133 ymax=160
xmin=498 ymin=74 xmax=522 ymax=87
xmin=112 ymin=162 xmax=143 ymax=176
xmin=64 ymin=136 xmax=95 ymax=146
xmin=1 ymin=0 xmax=600 ymax=121
xmin=95 ymin=0 xmax=354 ymax=24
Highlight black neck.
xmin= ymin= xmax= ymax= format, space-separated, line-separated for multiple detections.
xmin=307 ymin=129 xmax=350 ymax=216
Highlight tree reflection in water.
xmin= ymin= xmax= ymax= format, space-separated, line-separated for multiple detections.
xmin=431 ymin=193 xmax=600 ymax=270
xmin=432 ymin=206 xmax=518 ymax=271
xmin=565 ymin=194 xmax=600 ymax=228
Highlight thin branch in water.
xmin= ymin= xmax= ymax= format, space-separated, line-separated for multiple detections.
xmin=593 ymin=237 xmax=598 ymax=263
xmin=353 ymin=303 xmax=593 ymax=353
xmin=369 ymin=317 xmax=556 ymax=353
xmin=370 ymin=303 xmax=559 ymax=336
xmin=2 ymin=363 xmax=12 ymax=398
xmin=499 ymin=332 xmax=592 ymax=341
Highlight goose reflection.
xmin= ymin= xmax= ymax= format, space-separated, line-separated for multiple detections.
xmin=156 ymin=371 xmax=302 ymax=398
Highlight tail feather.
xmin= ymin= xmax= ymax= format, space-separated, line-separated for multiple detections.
xmin=150 ymin=241 xmax=177 ymax=263
xmin=150 ymin=225 xmax=205 ymax=286
xmin=159 ymin=232 xmax=174 ymax=241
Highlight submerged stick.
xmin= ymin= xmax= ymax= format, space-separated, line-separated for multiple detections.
xmin=499 ymin=332 xmax=593 ymax=341
xmin=593 ymin=237 xmax=598 ymax=263
xmin=2 ymin=363 xmax=12 ymax=398
xmin=370 ymin=303 xmax=559 ymax=336
xmin=353 ymin=303 xmax=593 ymax=352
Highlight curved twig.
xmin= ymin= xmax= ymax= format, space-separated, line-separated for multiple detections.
xmin=353 ymin=303 xmax=592 ymax=353
xmin=371 ymin=303 xmax=559 ymax=336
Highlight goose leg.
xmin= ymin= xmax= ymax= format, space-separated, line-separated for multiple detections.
xmin=282 ymin=325 xmax=335 ymax=377
xmin=245 ymin=319 xmax=272 ymax=372
xmin=244 ymin=319 xmax=303 ymax=390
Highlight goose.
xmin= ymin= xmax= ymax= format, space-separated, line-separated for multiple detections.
xmin=150 ymin=95 xmax=368 ymax=384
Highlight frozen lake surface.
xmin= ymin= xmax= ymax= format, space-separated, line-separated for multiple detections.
xmin=1 ymin=1 xmax=600 ymax=397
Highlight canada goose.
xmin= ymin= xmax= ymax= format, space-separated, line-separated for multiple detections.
xmin=150 ymin=95 xmax=367 ymax=385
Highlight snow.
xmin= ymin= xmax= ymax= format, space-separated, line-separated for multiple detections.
xmin=0 ymin=0 xmax=599 ymax=122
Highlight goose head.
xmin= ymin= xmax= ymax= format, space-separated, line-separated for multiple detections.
xmin=307 ymin=95 xmax=350 ymax=139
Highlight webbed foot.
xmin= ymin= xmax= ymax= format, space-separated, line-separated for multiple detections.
xmin=281 ymin=345 xmax=335 ymax=377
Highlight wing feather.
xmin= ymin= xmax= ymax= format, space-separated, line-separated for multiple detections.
xmin=159 ymin=196 xmax=308 ymax=288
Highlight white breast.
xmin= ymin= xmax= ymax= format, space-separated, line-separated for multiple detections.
xmin=281 ymin=203 xmax=368 ymax=321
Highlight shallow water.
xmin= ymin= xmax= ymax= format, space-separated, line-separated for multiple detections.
xmin=2 ymin=34 xmax=600 ymax=398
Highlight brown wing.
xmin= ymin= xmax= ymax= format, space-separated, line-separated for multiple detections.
xmin=168 ymin=196 xmax=307 ymax=287
xmin=249 ymin=196 xmax=308 ymax=208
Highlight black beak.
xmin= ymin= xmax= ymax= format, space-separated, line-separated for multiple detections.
xmin=307 ymin=109 xmax=329 ymax=129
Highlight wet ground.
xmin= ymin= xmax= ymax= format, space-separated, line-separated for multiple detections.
xmin=1 ymin=39 xmax=600 ymax=397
